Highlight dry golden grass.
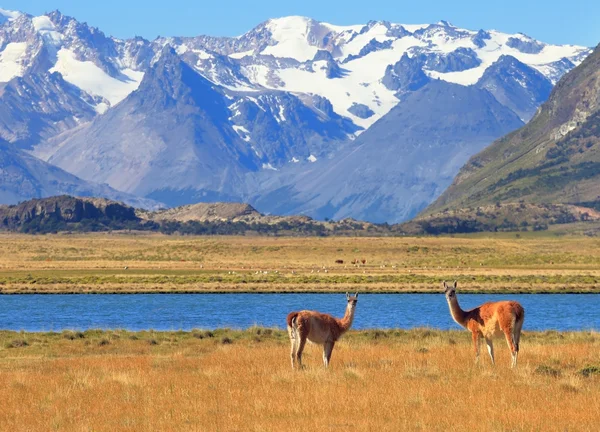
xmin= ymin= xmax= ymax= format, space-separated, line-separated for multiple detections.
xmin=2 ymin=235 xmax=599 ymax=430
xmin=0 ymin=329 xmax=599 ymax=431
xmin=1 ymin=233 xmax=600 ymax=293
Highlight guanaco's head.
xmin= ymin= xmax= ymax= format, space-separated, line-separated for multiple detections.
xmin=443 ymin=281 xmax=457 ymax=301
xmin=346 ymin=292 xmax=359 ymax=309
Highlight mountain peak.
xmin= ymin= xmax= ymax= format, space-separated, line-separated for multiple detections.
xmin=0 ymin=7 xmax=20 ymax=21
xmin=267 ymin=15 xmax=314 ymax=25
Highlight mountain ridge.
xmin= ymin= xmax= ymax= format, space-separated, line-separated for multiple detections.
xmin=420 ymin=43 xmax=600 ymax=229
xmin=0 ymin=7 xmax=594 ymax=222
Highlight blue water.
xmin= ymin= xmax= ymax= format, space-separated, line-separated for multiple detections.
xmin=0 ymin=294 xmax=598 ymax=332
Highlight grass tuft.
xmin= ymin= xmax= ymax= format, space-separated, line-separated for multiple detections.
xmin=535 ymin=364 xmax=561 ymax=377
xmin=579 ymin=365 xmax=600 ymax=377
xmin=5 ymin=339 xmax=28 ymax=348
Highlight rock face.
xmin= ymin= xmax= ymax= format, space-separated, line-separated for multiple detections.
xmin=425 ymin=44 xmax=600 ymax=216
xmin=347 ymin=103 xmax=375 ymax=119
xmin=382 ymin=54 xmax=431 ymax=93
xmin=0 ymin=72 xmax=98 ymax=151
xmin=506 ymin=36 xmax=545 ymax=54
xmin=476 ymin=55 xmax=553 ymax=121
xmin=415 ymin=47 xmax=482 ymax=73
xmin=0 ymin=195 xmax=138 ymax=230
xmin=0 ymin=8 xmax=593 ymax=222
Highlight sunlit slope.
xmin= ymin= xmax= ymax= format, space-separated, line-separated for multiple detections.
xmin=427 ymin=44 xmax=600 ymax=214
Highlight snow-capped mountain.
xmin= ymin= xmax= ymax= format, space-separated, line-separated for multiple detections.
xmin=0 ymin=8 xmax=593 ymax=222
xmin=0 ymin=9 xmax=145 ymax=112
xmin=160 ymin=17 xmax=588 ymax=128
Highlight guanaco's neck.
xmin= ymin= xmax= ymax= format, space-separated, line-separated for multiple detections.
xmin=338 ymin=304 xmax=356 ymax=333
xmin=447 ymin=297 xmax=468 ymax=328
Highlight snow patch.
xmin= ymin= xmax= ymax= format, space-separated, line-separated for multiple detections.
xmin=229 ymin=50 xmax=254 ymax=59
xmin=32 ymin=15 xmax=56 ymax=31
xmin=0 ymin=8 xmax=20 ymax=21
xmin=50 ymin=49 xmax=144 ymax=106
xmin=307 ymin=154 xmax=317 ymax=162
xmin=247 ymin=96 xmax=267 ymax=112
xmin=95 ymin=103 xmax=110 ymax=114
xmin=193 ymin=49 xmax=212 ymax=60
xmin=0 ymin=42 xmax=28 ymax=82
xmin=232 ymin=125 xmax=251 ymax=142
xmin=176 ymin=45 xmax=189 ymax=55
xmin=277 ymin=104 xmax=286 ymax=122
xmin=261 ymin=16 xmax=319 ymax=62
xmin=320 ymin=22 xmax=363 ymax=33
xmin=32 ymin=15 xmax=63 ymax=45
xmin=266 ymin=36 xmax=424 ymax=128
xmin=262 ymin=163 xmax=278 ymax=171
xmin=290 ymin=157 xmax=300 ymax=163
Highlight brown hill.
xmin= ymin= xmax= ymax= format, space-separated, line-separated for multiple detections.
xmin=146 ymin=203 xmax=261 ymax=223
xmin=143 ymin=202 xmax=316 ymax=225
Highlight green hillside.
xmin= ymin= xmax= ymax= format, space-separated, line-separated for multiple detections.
xmin=425 ymin=44 xmax=600 ymax=215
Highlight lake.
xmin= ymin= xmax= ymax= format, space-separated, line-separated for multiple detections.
xmin=0 ymin=293 xmax=598 ymax=332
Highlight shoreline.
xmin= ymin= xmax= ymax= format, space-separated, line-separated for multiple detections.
xmin=1 ymin=327 xmax=598 ymax=338
xmin=1 ymin=287 xmax=599 ymax=294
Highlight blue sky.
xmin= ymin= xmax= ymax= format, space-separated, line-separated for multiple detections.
xmin=3 ymin=0 xmax=599 ymax=47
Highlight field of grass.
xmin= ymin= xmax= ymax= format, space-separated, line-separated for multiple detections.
xmin=0 ymin=328 xmax=599 ymax=431
xmin=1 ymin=234 xmax=600 ymax=430
xmin=1 ymin=233 xmax=600 ymax=293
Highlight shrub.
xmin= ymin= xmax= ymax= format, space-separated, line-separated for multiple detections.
xmin=6 ymin=339 xmax=29 ymax=348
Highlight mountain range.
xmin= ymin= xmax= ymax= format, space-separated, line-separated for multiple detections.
xmin=425 ymin=42 xmax=600 ymax=219
xmin=0 ymin=8 xmax=592 ymax=222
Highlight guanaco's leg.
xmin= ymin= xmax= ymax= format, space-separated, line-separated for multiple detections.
xmin=288 ymin=327 xmax=297 ymax=369
xmin=472 ymin=331 xmax=481 ymax=364
xmin=296 ymin=334 xmax=307 ymax=369
xmin=513 ymin=319 xmax=524 ymax=352
xmin=485 ymin=337 xmax=495 ymax=365
xmin=503 ymin=328 xmax=518 ymax=368
xmin=323 ymin=341 xmax=335 ymax=368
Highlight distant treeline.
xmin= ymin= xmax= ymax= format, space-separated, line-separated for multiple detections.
xmin=3 ymin=196 xmax=595 ymax=236
xmin=10 ymin=213 xmax=373 ymax=236
xmin=2 ymin=210 xmax=564 ymax=236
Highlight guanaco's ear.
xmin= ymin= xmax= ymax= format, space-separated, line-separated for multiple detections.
xmin=453 ymin=280 xmax=457 ymax=289
xmin=346 ymin=292 xmax=350 ymax=300
xmin=443 ymin=281 xmax=447 ymax=290
xmin=354 ymin=292 xmax=359 ymax=298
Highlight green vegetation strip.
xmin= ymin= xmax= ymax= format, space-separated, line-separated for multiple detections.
xmin=1 ymin=272 xmax=600 ymax=286
xmin=1 ymin=328 xmax=599 ymax=348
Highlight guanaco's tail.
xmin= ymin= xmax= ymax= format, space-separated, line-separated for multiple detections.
xmin=512 ymin=303 xmax=525 ymax=352
xmin=514 ymin=303 xmax=525 ymax=324
xmin=287 ymin=312 xmax=299 ymax=338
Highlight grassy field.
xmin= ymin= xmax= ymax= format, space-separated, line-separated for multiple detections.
xmin=1 ymin=234 xmax=600 ymax=430
xmin=0 ymin=328 xmax=599 ymax=431
xmin=1 ymin=233 xmax=600 ymax=293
